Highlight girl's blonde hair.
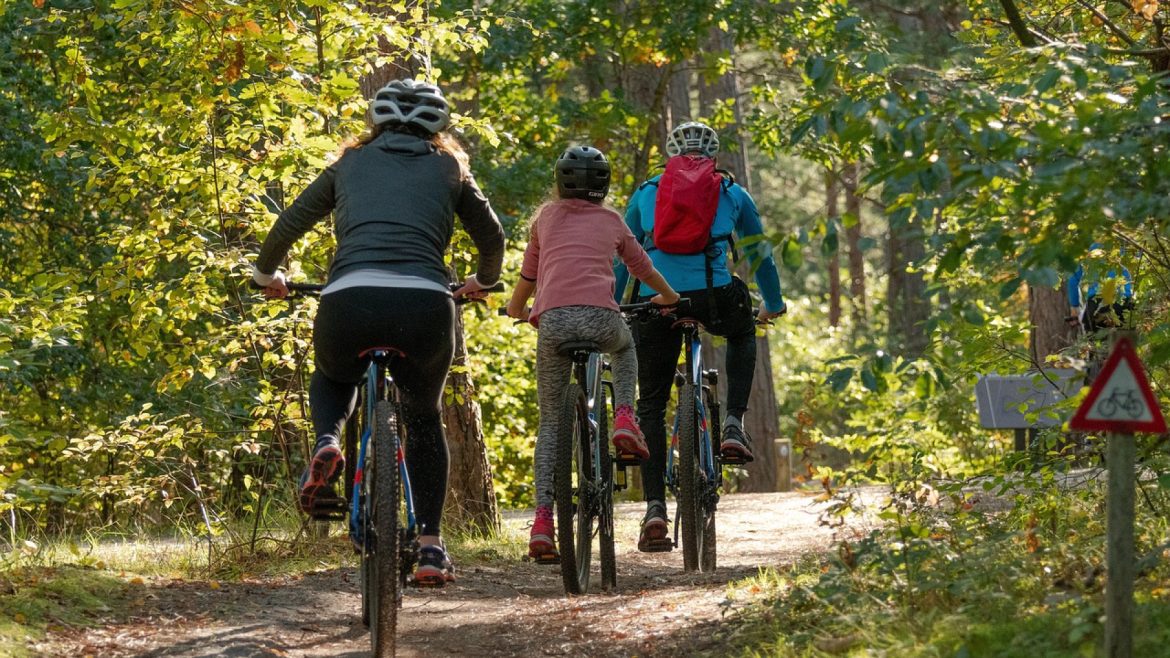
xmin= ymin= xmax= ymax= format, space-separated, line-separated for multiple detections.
xmin=342 ymin=123 xmax=471 ymax=179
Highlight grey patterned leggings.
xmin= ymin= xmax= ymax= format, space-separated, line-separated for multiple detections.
xmin=534 ymin=305 xmax=636 ymax=509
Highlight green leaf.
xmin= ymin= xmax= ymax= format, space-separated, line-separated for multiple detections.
xmin=826 ymin=367 xmax=855 ymax=392
xmin=781 ymin=237 xmax=803 ymax=271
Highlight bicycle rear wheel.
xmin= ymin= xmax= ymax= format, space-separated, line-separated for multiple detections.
xmin=370 ymin=400 xmax=400 ymax=656
xmin=555 ymin=383 xmax=592 ymax=594
xmin=597 ymin=382 xmax=616 ymax=591
xmin=677 ymin=383 xmax=702 ymax=573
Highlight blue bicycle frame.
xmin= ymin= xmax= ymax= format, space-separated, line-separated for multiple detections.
xmin=349 ymin=353 xmax=417 ymax=548
xmin=666 ymin=329 xmax=719 ymax=496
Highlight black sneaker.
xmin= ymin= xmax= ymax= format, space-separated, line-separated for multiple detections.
xmin=414 ymin=544 xmax=455 ymax=587
xmin=637 ymin=501 xmax=672 ymax=553
xmin=720 ymin=424 xmax=754 ymax=464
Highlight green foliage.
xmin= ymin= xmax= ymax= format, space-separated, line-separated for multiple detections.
xmin=727 ymin=467 xmax=1170 ymax=656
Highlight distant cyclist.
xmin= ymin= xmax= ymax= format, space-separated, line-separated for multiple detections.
xmin=251 ymin=79 xmax=505 ymax=587
xmin=1067 ymin=244 xmax=1135 ymax=333
xmin=507 ymin=145 xmax=679 ymax=562
xmin=614 ymin=121 xmax=785 ymax=552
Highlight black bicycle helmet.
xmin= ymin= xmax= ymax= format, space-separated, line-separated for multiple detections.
xmin=555 ymin=145 xmax=610 ymax=201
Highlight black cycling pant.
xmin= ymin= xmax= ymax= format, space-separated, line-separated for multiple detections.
xmin=632 ymin=277 xmax=757 ymax=503
xmin=312 ymin=286 xmax=455 ymax=537
xmin=1082 ymin=295 xmax=1134 ymax=334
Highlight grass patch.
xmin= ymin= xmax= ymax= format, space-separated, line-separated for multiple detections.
xmin=718 ymin=472 xmax=1170 ymax=656
xmin=0 ymin=565 xmax=130 ymax=657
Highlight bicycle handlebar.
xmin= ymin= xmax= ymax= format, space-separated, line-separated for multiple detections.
xmin=250 ymin=279 xmax=504 ymax=303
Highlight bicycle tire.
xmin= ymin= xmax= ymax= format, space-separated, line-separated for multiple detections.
xmin=700 ymin=388 xmax=718 ymax=573
xmin=677 ymin=383 xmax=701 ymax=572
xmin=597 ymin=383 xmax=617 ymax=591
xmin=555 ymin=383 xmax=591 ymax=594
xmin=371 ymin=400 xmax=400 ymax=656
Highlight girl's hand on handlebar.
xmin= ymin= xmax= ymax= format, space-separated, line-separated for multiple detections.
xmin=505 ymin=301 xmax=531 ymax=322
xmin=650 ymin=290 xmax=680 ymax=307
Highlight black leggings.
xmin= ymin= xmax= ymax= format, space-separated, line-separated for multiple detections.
xmin=633 ymin=278 xmax=757 ymax=503
xmin=311 ymin=286 xmax=455 ymax=537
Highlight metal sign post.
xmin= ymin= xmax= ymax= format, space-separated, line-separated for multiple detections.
xmin=1068 ymin=335 xmax=1167 ymax=658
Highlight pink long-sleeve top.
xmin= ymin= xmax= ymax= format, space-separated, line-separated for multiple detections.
xmin=520 ymin=199 xmax=656 ymax=326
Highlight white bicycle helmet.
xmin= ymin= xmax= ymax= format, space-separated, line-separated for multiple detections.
xmin=369 ymin=79 xmax=451 ymax=134
xmin=665 ymin=121 xmax=719 ymax=157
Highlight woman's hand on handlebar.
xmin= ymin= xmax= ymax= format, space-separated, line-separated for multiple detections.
xmin=254 ymin=270 xmax=289 ymax=300
xmin=451 ymin=274 xmax=491 ymax=301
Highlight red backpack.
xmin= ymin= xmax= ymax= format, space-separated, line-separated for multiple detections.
xmin=652 ymin=155 xmax=723 ymax=254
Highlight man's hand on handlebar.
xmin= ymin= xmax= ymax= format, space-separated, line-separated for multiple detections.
xmin=757 ymin=301 xmax=787 ymax=323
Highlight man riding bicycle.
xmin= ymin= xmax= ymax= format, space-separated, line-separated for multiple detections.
xmin=613 ymin=121 xmax=786 ymax=552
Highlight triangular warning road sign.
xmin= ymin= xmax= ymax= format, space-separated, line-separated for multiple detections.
xmin=1069 ymin=337 xmax=1167 ymax=434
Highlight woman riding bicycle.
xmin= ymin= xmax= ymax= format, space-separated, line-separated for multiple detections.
xmin=251 ymin=79 xmax=505 ymax=587
xmin=506 ymin=145 xmax=679 ymax=561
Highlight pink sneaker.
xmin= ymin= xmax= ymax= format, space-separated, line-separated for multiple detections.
xmin=612 ymin=405 xmax=650 ymax=460
xmin=529 ymin=506 xmax=559 ymax=564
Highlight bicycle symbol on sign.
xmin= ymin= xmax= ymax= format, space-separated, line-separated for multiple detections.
xmin=1096 ymin=388 xmax=1143 ymax=419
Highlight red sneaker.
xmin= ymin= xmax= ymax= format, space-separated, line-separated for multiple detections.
xmin=528 ymin=506 xmax=559 ymax=564
xmin=298 ymin=441 xmax=344 ymax=514
xmin=612 ymin=405 xmax=650 ymax=461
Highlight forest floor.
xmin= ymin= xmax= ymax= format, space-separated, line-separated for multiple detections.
xmin=25 ymin=490 xmax=877 ymax=657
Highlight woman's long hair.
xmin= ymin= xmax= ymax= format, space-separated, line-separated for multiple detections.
xmin=342 ymin=122 xmax=471 ymax=179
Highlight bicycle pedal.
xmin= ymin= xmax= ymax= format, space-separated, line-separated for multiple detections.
xmin=308 ymin=495 xmax=347 ymax=521
xmin=640 ymin=538 xmax=674 ymax=553
xmin=614 ymin=452 xmax=643 ymax=467
xmin=532 ymin=553 xmax=560 ymax=565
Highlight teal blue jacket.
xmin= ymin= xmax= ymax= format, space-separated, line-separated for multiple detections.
xmin=613 ymin=173 xmax=784 ymax=312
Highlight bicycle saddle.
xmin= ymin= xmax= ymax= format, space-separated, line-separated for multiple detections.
xmin=557 ymin=340 xmax=600 ymax=357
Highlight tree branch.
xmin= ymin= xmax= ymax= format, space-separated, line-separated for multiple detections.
xmin=1076 ymin=0 xmax=1137 ymax=46
xmin=999 ymin=0 xmax=1039 ymax=47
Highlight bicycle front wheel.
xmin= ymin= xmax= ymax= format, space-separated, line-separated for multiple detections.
xmin=677 ymin=383 xmax=702 ymax=573
xmin=555 ymin=383 xmax=592 ymax=594
xmin=371 ymin=400 xmax=400 ymax=656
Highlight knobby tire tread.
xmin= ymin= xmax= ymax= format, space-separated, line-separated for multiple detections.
xmin=372 ymin=400 xmax=400 ymax=656
xmin=597 ymin=383 xmax=617 ymax=590
xmin=677 ymin=384 xmax=700 ymax=572
xmin=555 ymin=384 xmax=589 ymax=594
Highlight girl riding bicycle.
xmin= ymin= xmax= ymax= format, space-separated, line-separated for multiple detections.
xmin=252 ymin=79 xmax=505 ymax=587
xmin=506 ymin=145 xmax=680 ymax=561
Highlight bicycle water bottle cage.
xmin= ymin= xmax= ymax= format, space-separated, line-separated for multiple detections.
xmin=556 ymin=340 xmax=600 ymax=360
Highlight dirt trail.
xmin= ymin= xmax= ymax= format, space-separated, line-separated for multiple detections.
xmin=40 ymin=492 xmax=848 ymax=657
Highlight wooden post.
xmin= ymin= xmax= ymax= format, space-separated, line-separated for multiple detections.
xmin=1105 ymin=430 xmax=1135 ymax=658
xmin=774 ymin=438 xmax=792 ymax=492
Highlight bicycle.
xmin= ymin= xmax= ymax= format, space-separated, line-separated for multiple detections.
xmin=658 ymin=307 xmax=775 ymax=573
xmin=258 ymin=279 xmax=501 ymax=656
xmin=501 ymin=302 xmax=663 ymax=594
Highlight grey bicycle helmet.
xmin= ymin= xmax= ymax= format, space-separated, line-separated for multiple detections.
xmin=665 ymin=121 xmax=719 ymax=157
xmin=555 ymin=145 xmax=610 ymax=201
xmin=369 ymin=79 xmax=451 ymax=134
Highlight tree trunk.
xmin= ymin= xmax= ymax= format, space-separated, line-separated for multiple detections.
xmin=1029 ymin=283 xmax=1075 ymax=364
xmin=699 ymin=25 xmax=779 ymax=493
xmin=441 ymin=311 xmax=499 ymax=532
xmin=842 ymin=162 xmax=866 ymax=330
xmin=668 ymin=65 xmax=692 ymax=128
xmin=826 ymin=167 xmax=841 ymax=327
xmin=886 ymin=204 xmax=930 ymax=357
